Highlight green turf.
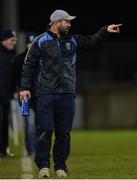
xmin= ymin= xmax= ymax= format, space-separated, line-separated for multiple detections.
xmin=69 ymin=130 xmax=137 ymax=179
xmin=0 ymin=130 xmax=137 ymax=179
xmin=0 ymin=133 xmax=24 ymax=179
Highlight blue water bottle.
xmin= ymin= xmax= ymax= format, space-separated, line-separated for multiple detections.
xmin=21 ymin=96 xmax=30 ymax=116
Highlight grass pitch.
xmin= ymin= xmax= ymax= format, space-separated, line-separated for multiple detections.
xmin=0 ymin=130 xmax=137 ymax=179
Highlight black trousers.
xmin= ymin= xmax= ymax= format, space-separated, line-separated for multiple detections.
xmin=0 ymin=95 xmax=10 ymax=154
xmin=35 ymin=93 xmax=75 ymax=172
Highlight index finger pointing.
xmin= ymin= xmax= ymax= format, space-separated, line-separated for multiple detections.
xmin=116 ymin=24 xmax=123 ymax=27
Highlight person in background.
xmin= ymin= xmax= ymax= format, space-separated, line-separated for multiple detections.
xmin=0 ymin=29 xmax=17 ymax=157
xmin=15 ymin=32 xmax=37 ymax=156
xmin=19 ymin=10 xmax=122 ymax=178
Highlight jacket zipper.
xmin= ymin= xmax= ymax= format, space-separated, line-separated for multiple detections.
xmin=55 ymin=38 xmax=65 ymax=87
xmin=56 ymin=38 xmax=61 ymax=63
xmin=38 ymin=71 xmax=42 ymax=84
xmin=38 ymin=58 xmax=43 ymax=84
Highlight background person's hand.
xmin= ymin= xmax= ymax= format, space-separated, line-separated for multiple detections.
xmin=107 ymin=24 xmax=122 ymax=33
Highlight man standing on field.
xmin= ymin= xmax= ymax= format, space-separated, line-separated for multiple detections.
xmin=19 ymin=9 xmax=122 ymax=178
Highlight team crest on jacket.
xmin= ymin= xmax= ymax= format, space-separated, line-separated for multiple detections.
xmin=66 ymin=42 xmax=71 ymax=50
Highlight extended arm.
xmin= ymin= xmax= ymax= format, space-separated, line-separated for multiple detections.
xmin=74 ymin=24 xmax=122 ymax=53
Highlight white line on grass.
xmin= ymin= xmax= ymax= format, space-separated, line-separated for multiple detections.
xmin=20 ymin=156 xmax=33 ymax=179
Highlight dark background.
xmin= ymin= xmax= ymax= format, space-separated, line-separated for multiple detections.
xmin=18 ymin=0 xmax=136 ymax=41
xmin=17 ymin=0 xmax=137 ymax=85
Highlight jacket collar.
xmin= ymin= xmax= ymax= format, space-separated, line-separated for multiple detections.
xmin=47 ymin=30 xmax=72 ymax=40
